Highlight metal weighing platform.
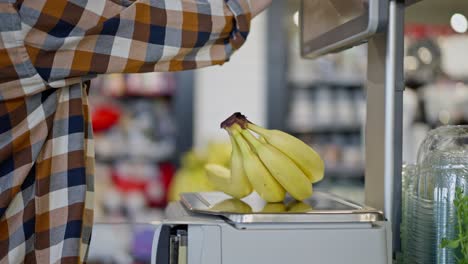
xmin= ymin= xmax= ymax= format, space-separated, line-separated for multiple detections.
xmin=151 ymin=192 xmax=390 ymax=264
xmin=150 ymin=0 xmax=421 ymax=263
xmin=180 ymin=191 xmax=384 ymax=225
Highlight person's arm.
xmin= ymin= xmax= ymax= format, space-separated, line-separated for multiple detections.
xmin=19 ymin=0 xmax=269 ymax=85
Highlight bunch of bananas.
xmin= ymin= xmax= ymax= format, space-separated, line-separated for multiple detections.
xmin=205 ymin=112 xmax=325 ymax=202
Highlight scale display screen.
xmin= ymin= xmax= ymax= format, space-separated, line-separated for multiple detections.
xmin=301 ymin=0 xmax=388 ymax=58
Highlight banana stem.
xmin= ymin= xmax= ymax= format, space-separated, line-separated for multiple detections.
xmin=240 ymin=129 xmax=262 ymax=149
xmin=246 ymin=123 xmax=268 ymax=136
xmin=221 ymin=112 xmax=248 ymax=129
xmin=226 ymin=123 xmax=242 ymax=135
xmin=223 ymin=115 xmax=263 ymax=151
xmin=231 ymin=129 xmax=253 ymax=157
xmin=227 ymin=130 xmax=238 ymax=157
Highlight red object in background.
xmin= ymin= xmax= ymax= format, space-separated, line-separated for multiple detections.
xmin=145 ymin=162 xmax=176 ymax=208
xmin=91 ymin=105 xmax=121 ymax=133
xmin=111 ymin=162 xmax=176 ymax=208
xmin=111 ymin=169 xmax=148 ymax=193
xmin=405 ymin=24 xmax=459 ymax=39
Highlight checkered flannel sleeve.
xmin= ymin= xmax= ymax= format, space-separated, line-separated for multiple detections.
xmin=0 ymin=0 xmax=252 ymax=100
xmin=0 ymin=1 xmax=252 ymax=263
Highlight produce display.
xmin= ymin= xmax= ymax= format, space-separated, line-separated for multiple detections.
xmin=167 ymin=142 xmax=231 ymax=201
xmin=205 ymin=112 xmax=325 ymax=202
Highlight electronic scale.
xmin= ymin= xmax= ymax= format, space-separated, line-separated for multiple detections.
xmin=150 ymin=0 xmax=421 ymax=263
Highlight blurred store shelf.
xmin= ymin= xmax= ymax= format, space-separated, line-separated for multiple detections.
xmin=290 ymin=79 xmax=365 ymax=89
xmin=325 ymin=166 xmax=365 ymax=178
xmin=289 ymin=126 xmax=362 ymax=135
xmin=88 ymin=72 xmax=181 ymax=227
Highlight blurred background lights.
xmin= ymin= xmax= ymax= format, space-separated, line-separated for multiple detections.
xmin=417 ymin=47 xmax=433 ymax=64
xmin=450 ymin=13 xmax=468 ymax=33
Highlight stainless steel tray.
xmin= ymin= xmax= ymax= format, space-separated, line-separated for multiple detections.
xmin=180 ymin=191 xmax=385 ymax=224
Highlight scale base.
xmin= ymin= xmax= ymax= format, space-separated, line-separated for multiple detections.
xmin=153 ymin=194 xmax=392 ymax=264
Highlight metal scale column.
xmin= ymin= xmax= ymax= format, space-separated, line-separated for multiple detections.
xmin=365 ymin=0 xmax=405 ymax=255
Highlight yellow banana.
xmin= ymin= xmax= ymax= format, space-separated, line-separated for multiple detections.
xmin=247 ymin=123 xmax=325 ymax=183
xmin=259 ymin=136 xmax=267 ymax=144
xmin=205 ymin=131 xmax=252 ymax=199
xmin=286 ymin=201 xmax=313 ymax=212
xmin=211 ymin=198 xmax=252 ymax=213
xmin=229 ymin=125 xmax=286 ymax=203
xmin=204 ymin=164 xmax=252 ymax=199
xmin=261 ymin=203 xmax=287 ymax=213
xmin=240 ymin=128 xmax=312 ymax=201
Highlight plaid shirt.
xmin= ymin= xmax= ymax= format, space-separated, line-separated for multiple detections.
xmin=0 ymin=0 xmax=251 ymax=263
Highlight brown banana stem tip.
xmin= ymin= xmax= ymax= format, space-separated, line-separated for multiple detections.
xmin=220 ymin=112 xmax=249 ymax=129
